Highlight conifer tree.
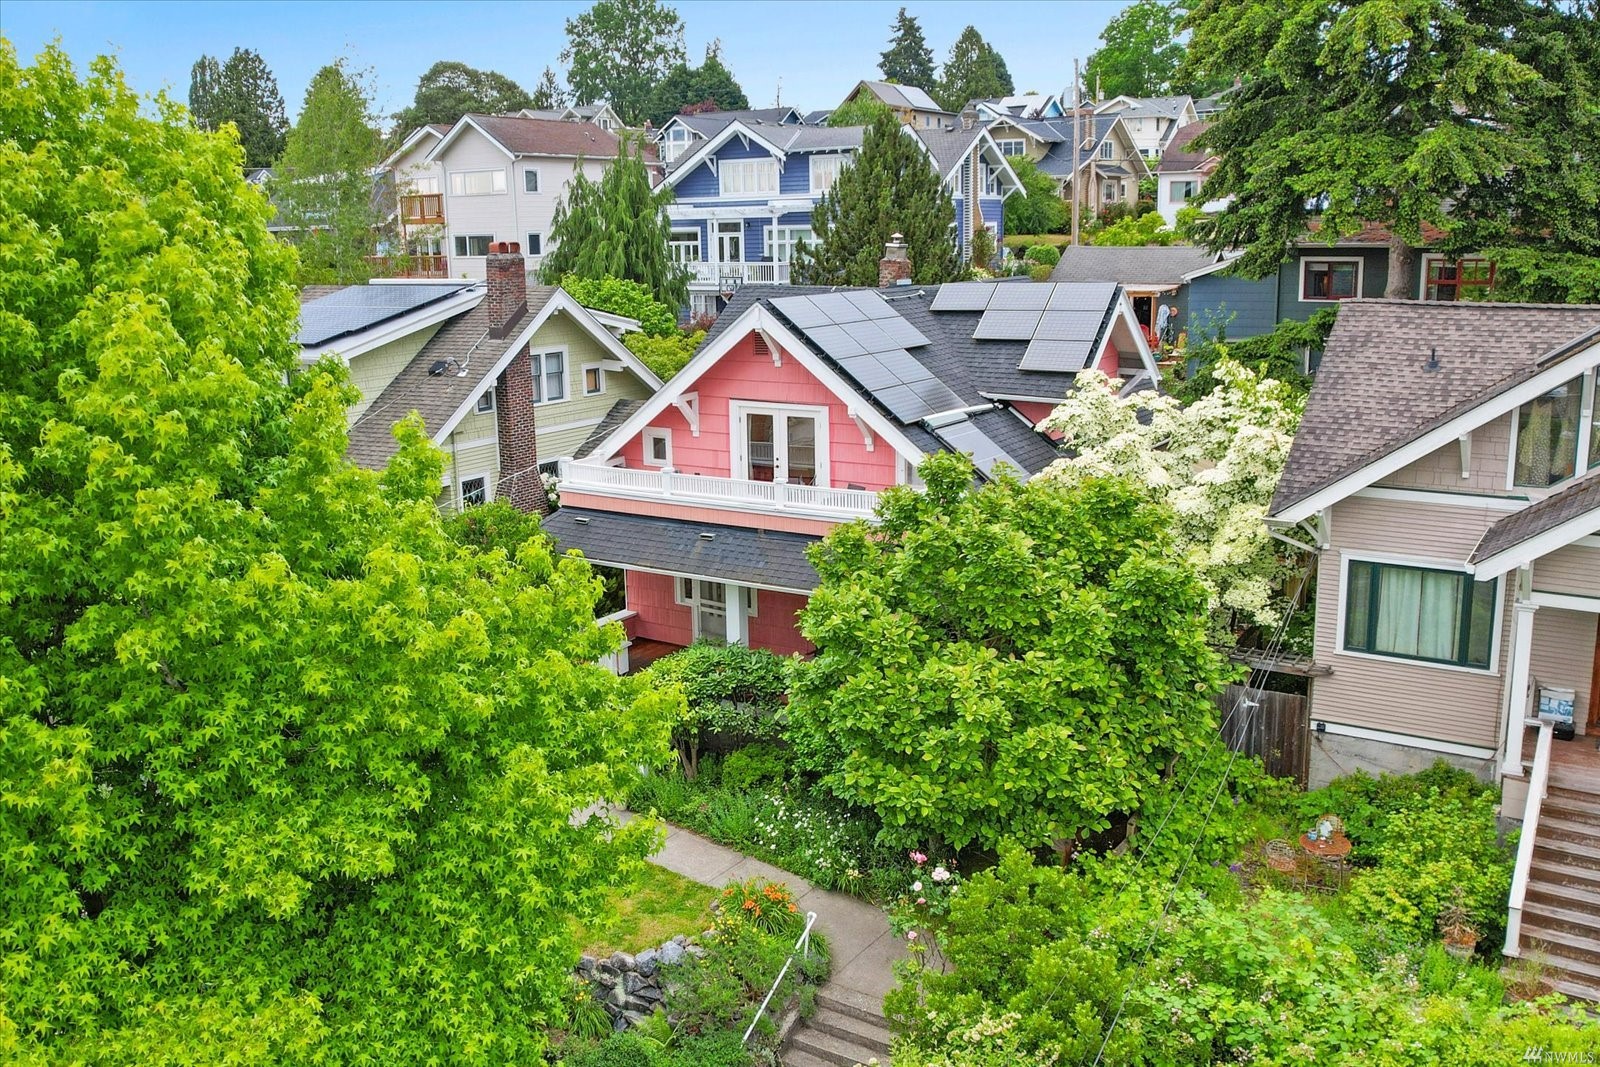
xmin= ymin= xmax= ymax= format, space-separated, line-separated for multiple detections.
xmin=879 ymin=8 xmax=937 ymax=90
xmin=793 ymin=110 xmax=961 ymax=286
xmin=531 ymin=66 xmax=568 ymax=110
xmin=188 ymin=47 xmax=288 ymax=168
xmin=935 ymin=26 xmax=1014 ymax=111
xmin=540 ymin=135 xmax=689 ymax=307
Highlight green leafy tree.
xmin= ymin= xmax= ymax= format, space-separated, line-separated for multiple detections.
xmin=793 ymin=110 xmax=961 ymax=286
xmin=879 ymin=7 xmax=937 ymax=90
xmin=1002 ymin=155 xmax=1068 ymax=235
xmin=623 ymin=329 xmax=703 ymax=380
xmin=644 ymin=44 xmax=750 ymax=128
xmin=272 ymin=59 xmax=384 ymax=284
xmin=561 ymin=0 xmax=687 ymax=125
xmin=540 ymin=136 xmax=690 ymax=307
xmin=391 ymin=60 xmax=533 ymax=134
xmin=1181 ymin=0 xmax=1598 ymax=301
xmin=1084 ymin=0 xmax=1187 ymax=99
xmin=934 ymin=25 xmax=1014 ymax=112
xmin=825 ymin=93 xmax=894 ymax=128
xmin=788 ymin=454 xmax=1231 ymax=853
xmin=0 ymin=42 xmax=676 ymax=1063
xmin=531 ymin=65 xmax=569 ymax=110
xmin=1091 ymin=209 xmax=1178 ymax=246
xmin=187 ymin=47 xmax=288 ymax=168
xmin=559 ymin=273 xmax=677 ymax=335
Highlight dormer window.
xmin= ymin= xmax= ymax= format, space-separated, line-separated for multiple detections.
xmin=1512 ymin=373 xmax=1593 ymax=488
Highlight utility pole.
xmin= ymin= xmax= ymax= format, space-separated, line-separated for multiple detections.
xmin=1071 ymin=58 xmax=1081 ymax=246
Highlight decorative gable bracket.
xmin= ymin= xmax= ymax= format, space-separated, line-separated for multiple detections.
xmin=756 ymin=328 xmax=783 ymax=366
xmin=673 ymin=392 xmax=700 ymax=437
xmin=848 ymin=410 xmax=875 ymax=452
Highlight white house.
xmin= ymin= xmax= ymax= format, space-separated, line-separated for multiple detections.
xmin=1093 ymin=95 xmax=1199 ymax=161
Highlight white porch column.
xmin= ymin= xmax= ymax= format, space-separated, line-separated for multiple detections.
xmin=724 ymin=581 xmax=746 ymax=646
xmin=1501 ymin=566 xmax=1538 ymax=779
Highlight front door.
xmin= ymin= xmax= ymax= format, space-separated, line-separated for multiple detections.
xmin=716 ymin=221 xmax=743 ymax=266
xmin=740 ymin=406 xmax=823 ymax=486
xmin=1589 ymin=618 xmax=1600 ymax=731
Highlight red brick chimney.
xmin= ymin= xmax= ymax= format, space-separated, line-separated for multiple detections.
xmin=878 ymin=233 xmax=912 ymax=288
xmin=485 ymin=241 xmax=527 ymax=339
xmin=494 ymin=348 xmax=551 ymax=516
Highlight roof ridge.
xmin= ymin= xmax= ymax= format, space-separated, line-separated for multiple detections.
xmin=1345 ymin=298 xmax=1600 ymax=310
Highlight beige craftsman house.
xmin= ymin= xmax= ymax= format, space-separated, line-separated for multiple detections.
xmin=984 ymin=111 xmax=1147 ymax=214
xmin=1267 ymin=299 xmax=1600 ymax=1000
xmin=296 ymin=244 xmax=661 ymax=512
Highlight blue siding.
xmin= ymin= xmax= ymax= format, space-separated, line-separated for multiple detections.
xmin=744 ymin=218 xmax=766 ymax=260
xmin=779 ymin=154 xmax=811 ymax=196
xmin=715 ymin=136 xmax=776 ymax=162
xmin=777 ymin=210 xmax=812 ymax=227
xmin=674 ymin=161 xmax=719 ymax=201
xmin=952 ymin=197 xmax=966 ymax=251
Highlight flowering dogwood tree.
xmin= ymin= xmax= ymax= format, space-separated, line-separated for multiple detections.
xmin=1037 ymin=359 xmax=1305 ymax=642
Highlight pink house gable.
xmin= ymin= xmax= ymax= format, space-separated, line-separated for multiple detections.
xmin=610 ymin=332 xmax=902 ymax=491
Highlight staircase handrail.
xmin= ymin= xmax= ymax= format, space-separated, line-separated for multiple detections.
xmin=1505 ymin=719 xmax=1554 ymax=956
xmin=742 ymin=910 xmax=818 ymax=1045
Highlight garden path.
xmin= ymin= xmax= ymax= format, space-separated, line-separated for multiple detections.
xmin=606 ymin=807 xmax=906 ymax=1004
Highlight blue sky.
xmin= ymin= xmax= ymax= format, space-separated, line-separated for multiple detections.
xmin=2 ymin=1 xmax=1125 ymax=125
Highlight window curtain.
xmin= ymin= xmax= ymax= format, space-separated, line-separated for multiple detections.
xmin=1374 ymin=568 xmax=1461 ymax=659
xmin=1515 ymin=379 xmax=1582 ymax=486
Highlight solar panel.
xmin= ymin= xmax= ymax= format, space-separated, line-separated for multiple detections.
xmin=874 ymin=379 xmax=964 ymax=422
xmin=1046 ymin=283 xmax=1118 ymax=312
xmin=768 ymin=295 xmax=833 ymax=329
xmin=935 ymin=419 xmax=1020 ymax=477
xmin=807 ymin=292 xmax=870 ymax=325
xmin=1017 ymin=338 xmax=1097 ymax=373
xmin=842 ymin=290 xmax=899 ymax=321
xmin=875 ymin=316 xmax=931 ymax=349
xmin=837 ymin=318 xmax=897 ymax=353
xmin=974 ymin=309 xmax=1044 ymax=340
xmin=806 ymin=323 xmax=868 ymax=359
xmin=928 ymin=281 xmax=997 ymax=312
xmin=832 ymin=354 xmax=902 ymax=391
xmin=985 ymin=284 xmax=1055 ymax=311
xmin=871 ymin=348 xmax=923 ymax=383
xmin=296 ymin=283 xmax=470 ymax=347
xmin=1035 ymin=310 xmax=1105 ymax=342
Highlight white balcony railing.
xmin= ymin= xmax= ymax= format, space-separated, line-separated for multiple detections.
xmin=557 ymin=459 xmax=878 ymax=521
xmin=686 ymin=261 xmax=791 ymax=288
xmin=1505 ymin=719 xmax=1554 ymax=957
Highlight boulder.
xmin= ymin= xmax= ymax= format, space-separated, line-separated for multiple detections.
xmin=577 ymin=955 xmax=597 ymax=976
xmin=635 ymin=947 xmax=660 ymax=976
xmin=607 ymin=982 xmax=629 ymax=1010
xmin=622 ymin=971 xmax=650 ymax=994
xmin=659 ymin=941 xmax=686 ymax=966
xmin=608 ymin=951 xmax=636 ymax=973
xmin=633 ymin=984 xmax=665 ymax=1004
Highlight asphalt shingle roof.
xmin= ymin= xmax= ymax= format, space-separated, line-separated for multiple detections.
xmin=1471 ymin=473 xmax=1600 ymax=564
xmin=913 ymin=126 xmax=985 ymax=176
xmin=1100 ymin=95 xmax=1193 ymax=120
xmin=463 ymin=113 xmax=624 ymax=158
xmin=1156 ymin=122 xmax=1215 ymax=174
xmin=1033 ymin=116 xmax=1120 ymax=178
xmin=544 ymin=508 xmax=821 ymax=592
xmin=576 ymin=398 xmax=644 ymax=459
xmin=1049 ymin=246 xmax=1220 ymax=286
xmin=1269 ymin=301 xmax=1600 ymax=516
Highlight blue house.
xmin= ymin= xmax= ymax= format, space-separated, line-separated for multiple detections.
xmin=656 ymin=117 xmax=1023 ymax=316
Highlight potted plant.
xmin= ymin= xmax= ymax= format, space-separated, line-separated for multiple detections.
xmin=1438 ymin=889 xmax=1480 ymax=959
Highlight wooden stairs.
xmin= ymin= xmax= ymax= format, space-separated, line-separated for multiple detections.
xmin=1520 ymin=761 xmax=1600 ymax=1003
xmin=782 ymin=987 xmax=892 ymax=1067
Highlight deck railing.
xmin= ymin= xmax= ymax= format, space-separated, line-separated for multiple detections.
xmin=1505 ymin=719 xmax=1554 ymax=956
xmin=366 ymin=254 xmax=448 ymax=279
xmin=400 ymin=193 xmax=444 ymax=225
xmin=686 ymin=261 xmax=791 ymax=288
xmin=557 ymin=460 xmax=879 ymax=521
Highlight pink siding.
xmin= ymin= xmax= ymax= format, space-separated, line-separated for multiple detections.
xmin=1097 ymin=338 xmax=1120 ymax=376
xmin=627 ymin=570 xmax=693 ymax=646
xmin=558 ymin=492 xmax=838 ymax=536
xmin=612 ymin=333 xmax=900 ymax=489
xmin=1011 ymin=401 xmax=1062 ymax=441
xmin=749 ymin=590 xmax=814 ymax=655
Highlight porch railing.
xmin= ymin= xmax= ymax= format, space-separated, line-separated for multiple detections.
xmin=686 ymin=261 xmax=791 ymax=288
xmin=366 ymin=254 xmax=448 ymax=279
xmin=595 ymin=608 xmax=637 ymax=676
xmin=400 ymin=192 xmax=444 ymax=225
xmin=557 ymin=460 xmax=879 ymax=521
xmin=742 ymin=910 xmax=818 ymax=1045
xmin=1505 ymin=718 xmax=1554 ymax=956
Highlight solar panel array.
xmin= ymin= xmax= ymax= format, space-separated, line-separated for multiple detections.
xmin=296 ymin=283 xmax=472 ymax=347
xmin=926 ymin=281 xmax=1117 ymax=374
xmin=770 ymin=293 xmax=964 ymax=422
xmin=933 ymin=418 xmax=1021 ymax=478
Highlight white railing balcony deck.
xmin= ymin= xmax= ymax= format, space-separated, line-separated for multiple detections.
xmin=557 ymin=459 xmax=879 ymax=522
xmin=686 ymin=261 xmax=791 ymax=288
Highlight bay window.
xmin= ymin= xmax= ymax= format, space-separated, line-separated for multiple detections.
xmin=1344 ymin=561 xmax=1497 ymax=669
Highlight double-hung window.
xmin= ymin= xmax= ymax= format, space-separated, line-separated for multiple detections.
xmin=719 ymin=158 xmax=778 ymax=197
xmin=449 ymin=169 xmax=506 ymax=196
xmin=997 ymin=139 xmax=1025 ymax=157
xmin=531 ymin=350 xmax=566 ymax=403
xmin=1343 ymin=561 xmax=1497 ymax=669
xmin=1513 ymin=373 xmax=1589 ymax=487
xmin=810 ymin=154 xmax=847 ymax=193
xmin=1099 ymin=140 xmax=1114 ymax=160
xmin=763 ymin=226 xmax=813 ymax=264
xmin=1301 ymin=259 xmax=1361 ymax=301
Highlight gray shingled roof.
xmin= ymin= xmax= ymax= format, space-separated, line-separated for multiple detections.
xmin=1034 ymin=116 xmax=1120 ymax=178
xmin=576 ymin=398 xmax=643 ymax=459
xmin=1269 ymin=301 xmax=1600 ymax=516
xmin=1100 ymin=95 xmax=1192 ymax=120
xmin=1471 ymin=473 xmax=1600 ymax=564
xmin=913 ymin=126 xmax=986 ymax=176
xmin=1049 ymin=246 xmax=1219 ymax=286
xmin=345 ymin=288 xmax=558 ymax=469
xmin=543 ymin=508 xmax=820 ymax=592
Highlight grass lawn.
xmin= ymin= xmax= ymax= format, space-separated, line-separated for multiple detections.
xmin=571 ymin=863 xmax=714 ymax=957
xmin=1003 ymin=233 xmax=1072 ymax=249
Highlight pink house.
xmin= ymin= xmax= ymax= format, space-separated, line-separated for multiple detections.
xmin=545 ymin=245 xmax=1154 ymax=662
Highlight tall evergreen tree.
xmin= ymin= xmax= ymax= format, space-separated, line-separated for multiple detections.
xmin=391 ymin=61 xmax=532 ymax=133
xmin=539 ymin=135 xmax=689 ymax=307
xmin=531 ymin=66 xmax=568 ymax=110
xmin=644 ymin=43 xmax=750 ymax=127
xmin=273 ymin=60 xmax=383 ymax=284
xmin=792 ymin=110 xmax=962 ymax=286
xmin=935 ymin=26 xmax=1014 ymax=111
xmin=188 ymin=47 xmax=288 ymax=168
xmin=560 ymin=0 xmax=686 ymax=125
xmin=879 ymin=7 xmax=937 ymax=90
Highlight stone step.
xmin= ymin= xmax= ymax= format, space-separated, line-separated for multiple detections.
xmin=788 ymin=1025 xmax=889 ymax=1067
xmin=1522 ymin=922 xmax=1600 ymax=969
xmin=808 ymin=1007 xmax=891 ymax=1054
xmin=1528 ymin=871 xmax=1600 ymax=909
xmin=783 ymin=1048 xmax=865 ymax=1067
xmin=1531 ymin=857 xmax=1600 ymax=895
xmin=815 ymin=986 xmax=887 ymax=1025
xmin=1523 ymin=899 xmax=1600 ymax=940
xmin=1540 ymin=815 xmax=1600 ymax=844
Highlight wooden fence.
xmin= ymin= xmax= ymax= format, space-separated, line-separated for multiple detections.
xmin=1215 ymin=685 xmax=1310 ymax=786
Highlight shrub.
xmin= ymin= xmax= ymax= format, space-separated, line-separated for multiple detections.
xmin=1023 ymin=244 xmax=1060 ymax=267
xmin=1293 ymin=759 xmax=1493 ymax=857
xmin=1026 ymin=263 xmax=1053 ymax=282
xmin=717 ymin=878 xmax=805 ymax=938
xmin=560 ymin=273 xmax=677 ymax=335
xmin=721 ymin=743 xmax=788 ymax=791
xmin=624 ymin=328 xmax=704 ymax=381
xmin=643 ymin=643 xmax=790 ymax=778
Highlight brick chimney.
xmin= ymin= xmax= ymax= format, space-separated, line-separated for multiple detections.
xmin=494 ymin=348 xmax=551 ymax=516
xmin=960 ymin=107 xmax=979 ymax=130
xmin=485 ymin=241 xmax=527 ymax=339
xmin=878 ymin=233 xmax=912 ymax=288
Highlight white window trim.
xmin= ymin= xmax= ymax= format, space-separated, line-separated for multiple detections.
xmin=997 ymin=139 xmax=1025 ymax=157
xmin=1099 ymin=140 xmax=1113 ymax=160
xmin=729 ymin=400 xmax=831 ymax=488
xmin=458 ymin=471 xmax=494 ymax=508
xmin=525 ymin=233 xmax=543 ymax=257
xmin=452 ymin=233 xmax=495 ymax=258
xmin=670 ymin=229 xmax=702 ymax=263
xmin=523 ymin=167 xmax=541 ymax=194
xmin=1334 ymin=551 xmax=1503 ymax=676
xmin=581 ymin=362 xmax=606 ymax=397
xmin=718 ymin=157 xmax=780 ymax=198
xmin=673 ymin=578 xmax=757 ymax=641
xmin=809 ymin=154 xmax=846 ymax=194
xmin=1505 ymin=369 xmax=1596 ymax=491
xmin=475 ymin=389 xmax=495 ymax=414
xmin=1299 ymin=256 xmax=1365 ymax=303
xmin=532 ymin=347 xmax=569 ymax=405
xmin=642 ymin=427 xmax=673 ymax=468
xmin=449 ymin=169 xmax=507 ymax=196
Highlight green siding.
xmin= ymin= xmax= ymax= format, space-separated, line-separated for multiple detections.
xmin=342 ymin=324 xmax=444 ymax=422
xmin=526 ymin=311 xmax=657 ymax=461
xmin=443 ymin=435 xmax=500 ymax=510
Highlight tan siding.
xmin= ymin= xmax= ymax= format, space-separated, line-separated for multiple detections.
xmin=344 ymin=325 xmax=443 ymax=421
xmin=1310 ymin=496 xmax=1512 ymax=749
xmin=527 ymin=311 xmax=657 ymax=461
xmin=1535 ymin=545 xmax=1600 ymax=598
xmin=1378 ymin=414 xmax=1514 ymax=495
xmin=1528 ymin=607 xmax=1597 ymax=734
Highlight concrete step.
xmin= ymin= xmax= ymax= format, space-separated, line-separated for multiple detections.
xmin=1522 ymin=922 xmax=1600 ymax=969
xmin=808 ymin=1007 xmax=891 ymax=1054
xmin=1528 ymin=872 xmax=1600 ymax=909
xmin=782 ymin=1048 xmax=848 ymax=1067
xmin=788 ymin=1025 xmax=889 ymax=1067
xmin=815 ymin=986 xmax=886 ymax=1025
xmin=1523 ymin=899 xmax=1600 ymax=940
xmin=1531 ymin=857 xmax=1600 ymax=896
xmin=1541 ymin=814 xmax=1600 ymax=844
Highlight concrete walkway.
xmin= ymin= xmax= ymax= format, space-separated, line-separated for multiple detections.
xmin=614 ymin=808 xmax=906 ymax=1005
